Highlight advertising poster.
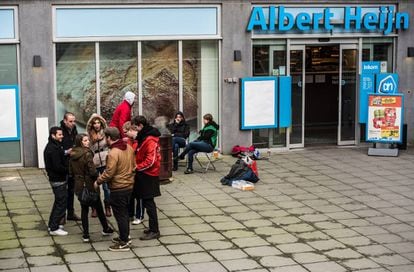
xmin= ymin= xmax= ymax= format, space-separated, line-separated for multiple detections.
xmin=367 ymin=94 xmax=403 ymax=143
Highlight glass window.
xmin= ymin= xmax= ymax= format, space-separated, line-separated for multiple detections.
xmin=362 ymin=38 xmax=394 ymax=72
xmin=56 ymin=7 xmax=218 ymax=38
xmin=252 ymin=42 xmax=287 ymax=148
xmin=0 ymin=45 xmax=17 ymax=84
xmin=183 ymin=40 xmax=219 ymax=138
xmin=0 ymin=9 xmax=15 ymax=39
xmin=142 ymin=41 xmax=178 ymax=123
xmin=0 ymin=45 xmax=20 ymax=164
xmin=56 ymin=43 xmax=96 ymax=129
xmin=99 ymin=42 xmax=137 ymax=122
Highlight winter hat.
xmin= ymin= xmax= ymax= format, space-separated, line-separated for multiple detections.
xmin=124 ymin=91 xmax=136 ymax=105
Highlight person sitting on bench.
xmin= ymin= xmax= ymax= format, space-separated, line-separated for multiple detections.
xmin=176 ymin=113 xmax=219 ymax=174
xmin=167 ymin=111 xmax=190 ymax=171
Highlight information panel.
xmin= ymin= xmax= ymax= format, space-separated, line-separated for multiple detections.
xmin=0 ymin=86 xmax=20 ymax=141
xmin=366 ymin=94 xmax=403 ymax=143
xmin=241 ymin=77 xmax=278 ymax=130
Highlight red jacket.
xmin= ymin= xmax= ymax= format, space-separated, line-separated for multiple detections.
xmin=135 ymin=133 xmax=161 ymax=177
xmin=109 ymin=100 xmax=131 ymax=138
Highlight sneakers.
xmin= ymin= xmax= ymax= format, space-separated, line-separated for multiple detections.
xmin=112 ymin=236 xmax=132 ymax=245
xmin=48 ymin=225 xmax=64 ymax=232
xmin=132 ymin=218 xmax=143 ymax=225
xmin=82 ymin=234 xmax=90 ymax=242
xmin=172 ymin=165 xmax=178 ymax=171
xmin=109 ymin=242 xmax=130 ymax=252
xmin=102 ymin=227 xmax=114 ymax=236
xmin=49 ymin=228 xmax=68 ymax=236
xmin=184 ymin=168 xmax=194 ymax=174
xmin=139 ymin=231 xmax=160 ymax=240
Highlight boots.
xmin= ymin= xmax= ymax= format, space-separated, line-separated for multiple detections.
xmin=105 ymin=201 xmax=112 ymax=217
xmin=91 ymin=208 xmax=97 ymax=218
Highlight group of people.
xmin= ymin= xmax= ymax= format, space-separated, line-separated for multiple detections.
xmin=43 ymin=91 xmax=219 ymax=252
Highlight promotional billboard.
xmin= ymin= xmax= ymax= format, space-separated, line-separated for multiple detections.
xmin=366 ymin=94 xmax=403 ymax=143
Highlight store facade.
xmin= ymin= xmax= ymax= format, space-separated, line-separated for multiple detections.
xmin=0 ymin=1 xmax=413 ymax=167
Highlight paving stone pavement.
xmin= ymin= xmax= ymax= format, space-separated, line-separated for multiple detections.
xmin=1 ymin=147 xmax=414 ymax=271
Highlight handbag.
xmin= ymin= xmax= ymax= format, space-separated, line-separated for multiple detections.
xmin=78 ymin=183 xmax=99 ymax=206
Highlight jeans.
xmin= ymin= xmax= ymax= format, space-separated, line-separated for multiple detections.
xmin=97 ymin=166 xmax=110 ymax=202
xmin=49 ymin=183 xmax=67 ymax=231
xmin=66 ymin=175 xmax=75 ymax=216
xmin=80 ymin=195 xmax=109 ymax=236
xmin=181 ymin=141 xmax=214 ymax=170
xmin=110 ymin=189 xmax=132 ymax=243
xmin=142 ymin=198 xmax=159 ymax=233
xmin=172 ymin=137 xmax=187 ymax=159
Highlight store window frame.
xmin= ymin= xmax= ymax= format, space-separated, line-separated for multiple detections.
xmin=52 ymin=5 xmax=221 ymax=42
xmin=0 ymin=6 xmax=22 ymax=167
xmin=53 ymin=5 xmax=221 ymax=147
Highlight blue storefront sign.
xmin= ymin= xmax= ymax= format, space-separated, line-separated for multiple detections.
xmin=247 ymin=6 xmax=409 ymax=34
xmin=376 ymin=73 xmax=399 ymax=94
xmin=361 ymin=61 xmax=381 ymax=74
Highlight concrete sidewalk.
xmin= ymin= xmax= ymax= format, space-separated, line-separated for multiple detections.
xmin=1 ymin=147 xmax=414 ymax=272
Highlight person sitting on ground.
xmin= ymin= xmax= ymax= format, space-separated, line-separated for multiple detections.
xmin=69 ymin=134 xmax=114 ymax=242
xmin=86 ymin=113 xmax=111 ymax=218
xmin=167 ymin=111 xmax=190 ymax=171
xmin=123 ymin=121 xmax=145 ymax=226
xmin=176 ymin=113 xmax=219 ymax=174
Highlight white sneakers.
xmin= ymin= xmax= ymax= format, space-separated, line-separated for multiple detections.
xmin=132 ymin=218 xmax=143 ymax=225
xmin=49 ymin=228 xmax=68 ymax=236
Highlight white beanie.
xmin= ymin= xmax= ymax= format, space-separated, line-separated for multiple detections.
xmin=124 ymin=91 xmax=136 ymax=105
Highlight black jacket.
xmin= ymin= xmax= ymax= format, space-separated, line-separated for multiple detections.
xmin=44 ymin=137 xmax=68 ymax=182
xmin=167 ymin=111 xmax=190 ymax=139
xmin=60 ymin=120 xmax=78 ymax=151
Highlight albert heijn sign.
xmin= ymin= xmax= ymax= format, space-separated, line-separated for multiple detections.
xmin=247 ymin=6 xmax=409 ymax=34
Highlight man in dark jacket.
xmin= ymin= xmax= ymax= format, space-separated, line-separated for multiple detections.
xmin=60 ymin=112 xmax=80 ymax=221
xmin=167 ymin=111 xmax=190 ymax=171
xmin=44 ymin=126 xmax=68 ymax=236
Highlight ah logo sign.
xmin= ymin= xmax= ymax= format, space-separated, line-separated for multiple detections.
xmin=376 ymin=74 xmax=399 ymax=94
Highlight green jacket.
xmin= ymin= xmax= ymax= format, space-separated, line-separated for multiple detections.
xmin=197 ymin=121 xmax=219 ymax=148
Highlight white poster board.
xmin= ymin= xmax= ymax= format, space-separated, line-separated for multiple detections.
xmin=241 ymin=77 xmax=277 ymax=129
xmin=36 ymin=117 xmax=49 ymax=169
xmin=0 ymin=86 xmax=20 ymax=141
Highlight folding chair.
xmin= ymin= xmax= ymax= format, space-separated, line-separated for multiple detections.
xmin=195 ymin=152 xmax=217 ymax=172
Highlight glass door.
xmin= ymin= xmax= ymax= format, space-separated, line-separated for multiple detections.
xmin=338 ymin=44 xmax=358 ymax=145
xmin=289 ymin=45 xmax=305 ymax=148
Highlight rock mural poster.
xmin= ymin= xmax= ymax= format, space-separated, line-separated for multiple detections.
xmin=366 ymin=94 xmax=403 ymax=143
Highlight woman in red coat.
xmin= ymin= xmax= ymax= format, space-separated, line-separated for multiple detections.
xmin=131 ymin=115 xmax=161 ymax=240
xmin=109 ymin=91 xmax=135 ymax=139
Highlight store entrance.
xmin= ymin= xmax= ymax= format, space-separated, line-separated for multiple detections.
xmin=289 ymin=43 xmax=358 ymax=148
xmin=305 ymin=45 xmax=339 ymax=145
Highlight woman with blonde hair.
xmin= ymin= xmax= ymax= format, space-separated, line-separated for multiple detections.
xmin=86 ymin=114 xmax=111 ymax=217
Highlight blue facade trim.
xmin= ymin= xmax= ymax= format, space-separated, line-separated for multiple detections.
xmin=279 ymin=76 xmax=291 ymax=128
xmin=0 ymin=85 xmax=20 ymax=141
xmin=240 ymin=77 xmax=278 ymax=130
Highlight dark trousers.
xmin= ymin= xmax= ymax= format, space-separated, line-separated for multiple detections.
xmin=142 ymin=198 xmax=159 ymax=233
xmin=110 ymin=189 xmax=132 ymax=243
xmin=129 ymin=197 xmax=144 ymax=220
xmin=49 ymin=183 xmax=67 ymax=231
xmin=66 ymin=175 xmax=75 ymax=215
xmin=81 ymin=196 xmax=109 ymax=236
xmin=181 ymin=141 xmax=214 ymax=170
xmin=173 ymin=137 xmax=187 ymax=166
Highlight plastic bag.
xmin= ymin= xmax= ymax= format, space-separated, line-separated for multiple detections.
xmin=231 ymin=180 xmax=255 ymax=191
